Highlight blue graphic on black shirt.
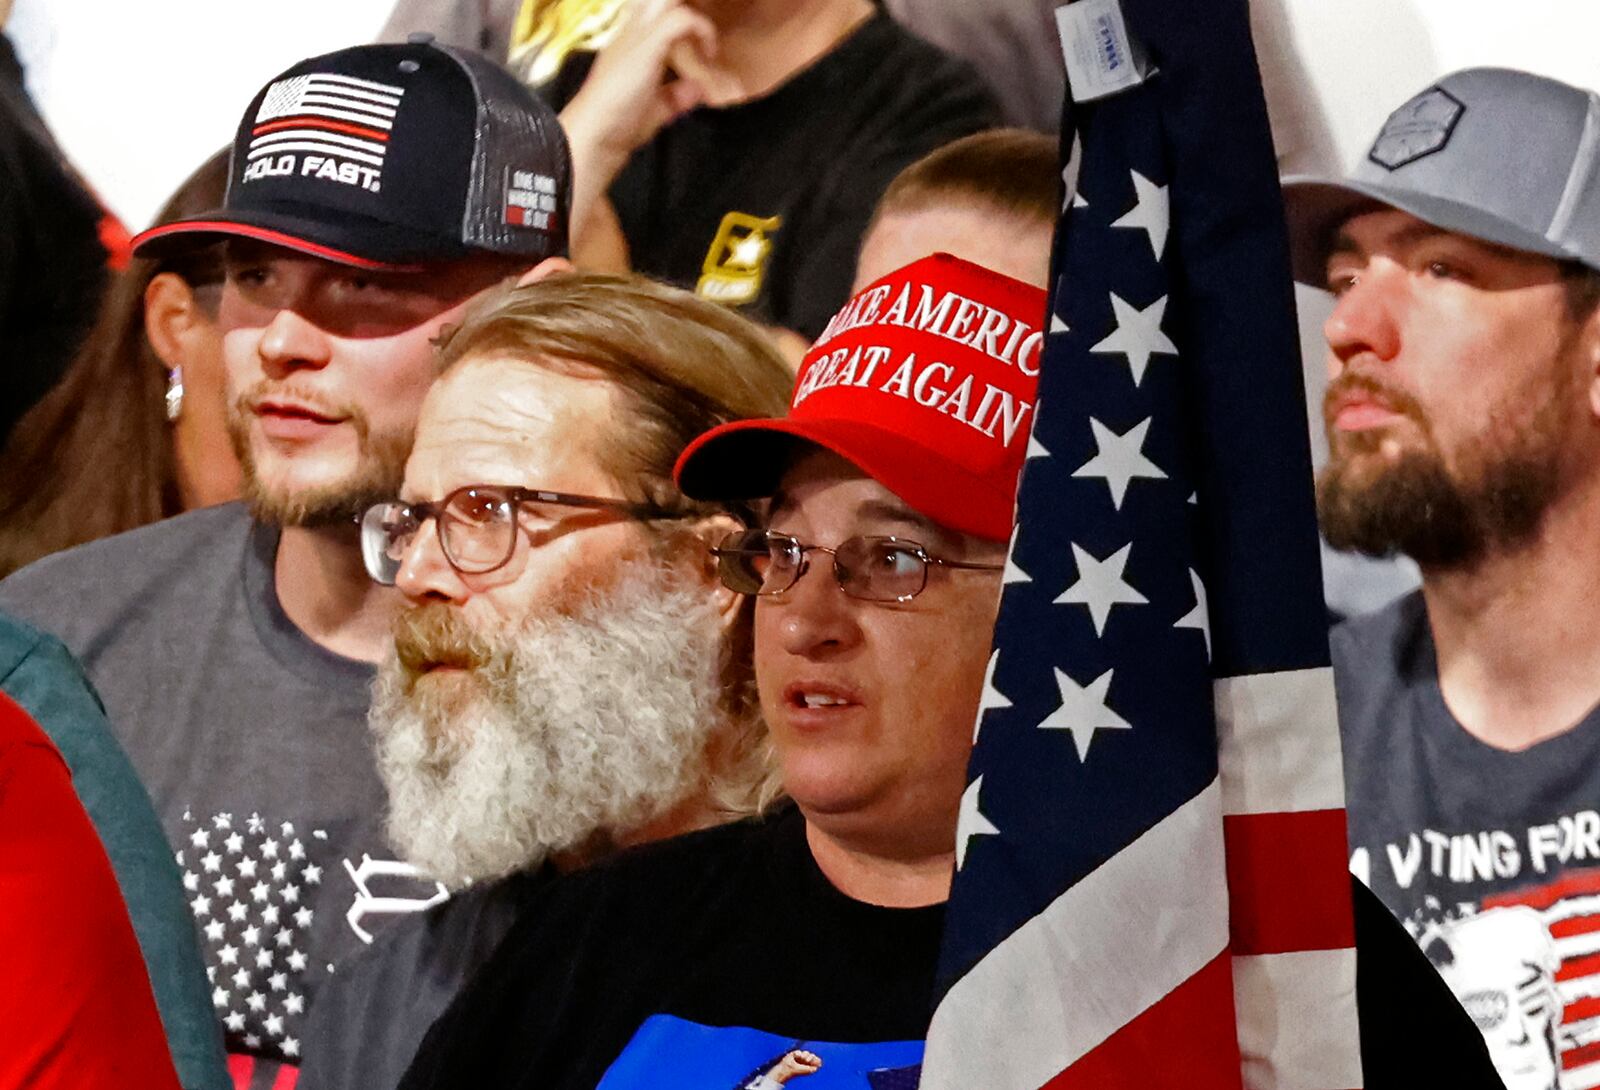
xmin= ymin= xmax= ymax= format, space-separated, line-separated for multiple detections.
xmin=596 ymin=1014 xmax=923 ymax=1089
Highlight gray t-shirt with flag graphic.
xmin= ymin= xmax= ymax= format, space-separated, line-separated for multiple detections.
xmin=1336 ymin=590 xmax=1600 ymax=1090
xmin=0 ymin=503 xmax=447 ymax=1086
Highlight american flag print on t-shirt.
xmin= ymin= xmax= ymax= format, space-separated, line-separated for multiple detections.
xmin=175 ymin=809 xmax=326 ymax=1063
xmin=248 ymin=73 xmax=405 ymax=174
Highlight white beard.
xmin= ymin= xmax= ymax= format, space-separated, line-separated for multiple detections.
xmin=369 ymin=574 xmax=729 ymax=890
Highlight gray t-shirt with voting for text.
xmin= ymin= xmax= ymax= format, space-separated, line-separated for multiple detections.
xmin=0 ymin=504 xmax=448 ymax=1078
xmin=1334 ymin=590 xmax=1600 ymax=1090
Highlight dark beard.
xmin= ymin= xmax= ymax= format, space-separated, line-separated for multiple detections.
xmin=1318 ymin=445 xmax=1484 ymax=567
xmin=1316 ymin=395 xmax=1565 ymax=570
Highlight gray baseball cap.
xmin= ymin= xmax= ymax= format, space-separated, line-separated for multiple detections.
xmin=1283 ymin=67 xmax=1600 ymax=286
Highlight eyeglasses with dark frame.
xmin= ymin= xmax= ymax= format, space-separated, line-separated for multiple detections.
xmin=711 ymin=528 xmax=1005 ymax=603
xmin=360 ymin=484 xmax=683 ymax=586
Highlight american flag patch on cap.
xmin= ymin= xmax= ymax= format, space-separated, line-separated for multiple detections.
xmin=248 ymin=73 xmax=405 ymax=177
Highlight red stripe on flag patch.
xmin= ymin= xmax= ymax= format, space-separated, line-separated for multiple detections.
xmin=271 ymin=1064 xmax=300 ymax=1089
xmin=1224 ymin=809 xmax=1355 ymax=955
xmin=1041 ymin=953 xmax=1244 ymax=1090
xmin=227 ymin=1054 xmax=255 ymax=1089
xmin=1484 ymin=869 xmax=1600 ymax=911
xmin=1562 ymin=1039 xmax=1600 ymax=1071
xmin=1564 ymin=995 xmax=1600 ymax=1024
xmin=252 ymin=117 xmax=390 ymax=142
xmin=1558 ymin=951 xmax=1600 ymax=982
xmin=1550 ymin=914 xmax=1600 ymax=940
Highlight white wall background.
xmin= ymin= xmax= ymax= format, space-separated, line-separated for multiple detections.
xmin=8 ymin=0 xmax=395 ymax=229
xmin=11 ymin=0 xmax=1600 ymax=230
xmin=1259 ymin=0 xmax=1600 ymax=178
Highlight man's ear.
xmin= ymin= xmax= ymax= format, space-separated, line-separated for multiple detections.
xmin=516 ymin=255 xmax=575 ymax=287
xmin=682 ymin=511 xmax=746 ymax=629
xmin=144 ymin=272 xmax=202 ymax=368
xmin=1583 ymin=306 xmax=1600 ymax=424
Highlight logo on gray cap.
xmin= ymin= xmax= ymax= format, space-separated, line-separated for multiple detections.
xmin=1368 ymin=87 xmax=1465 ymax=170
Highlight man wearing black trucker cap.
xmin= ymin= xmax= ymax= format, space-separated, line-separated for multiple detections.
xmin=1284 ymin=68 xmax=1600 ymax=1087
xmin=0 ymin=36 xmax=571 ymax=1084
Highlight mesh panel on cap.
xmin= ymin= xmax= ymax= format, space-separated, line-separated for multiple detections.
xmin=449 ymin=47 xmax=572 ymax=260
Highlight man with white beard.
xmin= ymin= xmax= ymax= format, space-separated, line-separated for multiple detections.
xmin=296 ymin=272 xmax=793 ymax=1089
xmin=372 ymin=565 xmax=747 ymax=888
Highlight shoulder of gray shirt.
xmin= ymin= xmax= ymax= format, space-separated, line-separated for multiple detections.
xmin=0 ymin=502 xmax=254 ymax=655
xmin=1328 ymin=588 xmax=1429 ymax=765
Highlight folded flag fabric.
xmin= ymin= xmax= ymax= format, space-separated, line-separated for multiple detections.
xmin=922 ymin=0 xmax=1361 ymax=1086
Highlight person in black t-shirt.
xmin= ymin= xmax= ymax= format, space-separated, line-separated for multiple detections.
xmin=545 ymin=0 xmax=1000 ymax=351
xmin=399 ymin=254 xmax=1504 ymax=1090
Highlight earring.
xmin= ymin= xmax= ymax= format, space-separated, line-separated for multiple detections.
xmin=165 ymin=366 xmax=184 ymax=422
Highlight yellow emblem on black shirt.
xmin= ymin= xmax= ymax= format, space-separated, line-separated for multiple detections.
xmin=508 ymin=0 xmax=629 ymax=87
xmin=697 ymin=212 xmax=782 ymax=306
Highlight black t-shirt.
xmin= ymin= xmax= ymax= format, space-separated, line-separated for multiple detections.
xmin=297 ymin=868 xmax=552 ymax=1090
xmin=603 ymin=12 xmax=1000 ymax=340
xmin=0 ymin=33 xmax=108 ymax=445
xmin=1336 ymin=590 xmax=1600 ymax=1088
xmin=399 ymin=805 xmax=1500 ymax=1089
xmin=401 ymin=807 xmax=941 ymax=1089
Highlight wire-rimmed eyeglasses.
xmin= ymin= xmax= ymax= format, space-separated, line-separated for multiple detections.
xmin=360 ymin=484 xmax=682 ymax=585
xmin=710 ymin=528 xmax=1004 ymax=603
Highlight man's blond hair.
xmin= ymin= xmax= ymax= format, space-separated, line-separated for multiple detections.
xmin=870 ymin=127 xmax=1060 ymax=232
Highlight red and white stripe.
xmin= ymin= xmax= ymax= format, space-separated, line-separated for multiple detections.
xmin=1216 ymin=666 xmax=1361 ymax=1090
xmin=923 ymin=777 xmax=1240 ymax=1090
xmin=924 ymin=666 xmax=1362 ymax=1090
xmin=247 ymin=73 xmax=404 ymax=168
xmin=1486 ymin=870 xmax=1600 ymax=1087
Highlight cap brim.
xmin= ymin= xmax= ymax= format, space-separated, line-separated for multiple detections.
xmin=130 ymin=205 xmax=478 ymax=271
xmin=675 ymin=416 xmax=1014 ymax=542
xmin=1282 ymin=175 xmax=1574 ymax=287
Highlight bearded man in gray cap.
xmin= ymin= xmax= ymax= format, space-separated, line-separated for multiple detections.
xmin=1285 ymin=68 xmax=1600 ymax=1088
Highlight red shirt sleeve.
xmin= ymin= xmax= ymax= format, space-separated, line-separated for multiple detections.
xmin=0 ymin=691 xmax=182 ymax=1090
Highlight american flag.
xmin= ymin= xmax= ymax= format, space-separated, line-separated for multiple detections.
xmin=248 ymin=73 xmax=405 ymax=171
xmin=921 ymin=0 xmax=1362 ymax=1087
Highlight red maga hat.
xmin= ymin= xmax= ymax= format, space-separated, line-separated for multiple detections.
xmin=674 ymin=253 xmax=1047 ymax=542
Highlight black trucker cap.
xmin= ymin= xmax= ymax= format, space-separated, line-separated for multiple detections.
xmin=131 ymin=34 xmax=571 ymax=270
